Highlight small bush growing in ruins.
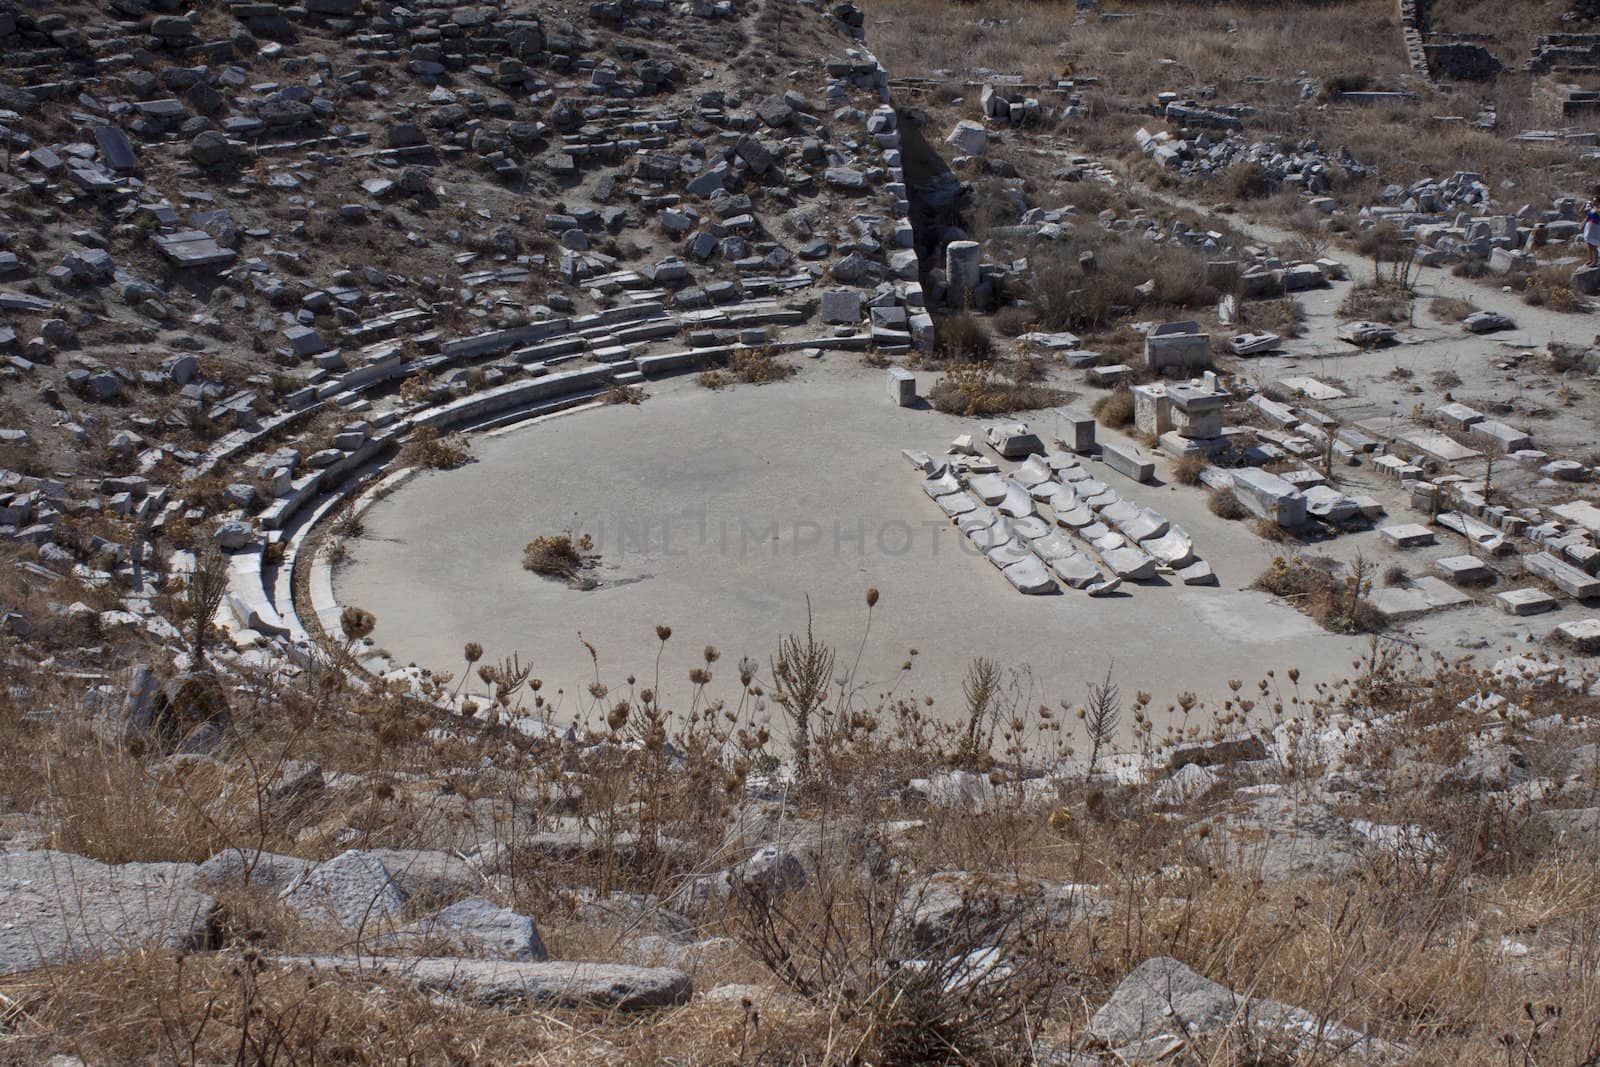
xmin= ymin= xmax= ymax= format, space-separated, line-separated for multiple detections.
xmin=700 ymin=345 xmax=796 ymax=389
xmin=929 ymin=361 xmax=1066 ymax=416
xmin=1240 ymin=296 xmax=1306 ymax=338
xmin=1321 ymin=72 xmax=1373 ymax=100
xmin=1148 ymin=245 xmax=1221 ymax=309
xmin=398 ymin=371 xmax=434 ymax=405
xmin=1171 ymin=453 xmax=1207 ymax=485
xmin=1355 ymin=222 xmax=1419 ymax=291
xmin=1549 ymin=341 xmax=1590 ymax=373
xmin=732 ymin=346 xmax=795 ymax=382
xmin=1430 ymin=296 xmax=1477 ymax=322
xmin=1253 ymin=554 xmax=1383 ymax=633
xmin=522 ymin=531 xmax=597 ymax=584
xmin=1339 ymin=281 xmax=1412 ymax=324
xmin=1523 ymin=269 xmax=1587 ymax=313
xmin=1252 ymin=516 xmax=1293 ymax=543
xmin=1208 ymin=489 xmax=1247 ymax=520
xmin=604 ymin=382 xmax=645 ymax=405
xmin=1220 ymin=161 xmax=1277 ymax=201
xmin=935 ymin=313 xmax=994 ymax=360
xmin=992 ymin=305 xmax=1033 ymax=337
xmin=402 ymin=427 xmax=472 ymax=470
xmin=1091 ymin=386 xmax=1134 ymax=429
xmin=1452 ymin=259 xmax=1490 ymax=279
xmin=1022 ymin=229 xmax=1223 ymax=318
xmin=1384 ymin=563 xmax=1409 ymax=587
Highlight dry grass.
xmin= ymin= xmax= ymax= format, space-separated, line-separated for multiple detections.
xmin=1339 ymin=281 xmax=1413 ymax=324
xmin=1239 ymin=297 xmax=1306 ymax=338
xmin=1219 ymin=162 xmax=1278 ymax=202
xmin=870 ymin=0 xmax=1584 ymax=213
xmin=929 ymin=361 xmax=1067 ymax=416
xmin=699 ymin=345 xmax=797 ymax=388
xmin=402 ymin=427 xmax=472 ymax=469
xmin=1208 ymin=488 xmax=1247 ymax=520
xmin=1170 ymin=453 xmax=1207 ymax=486
xmin=1523 ymin=268 xmax=1590 ymax=314
xmin=4 ymin=580 xmax=1600 ymax=1063
xmin=934 ymin=313 xmax=994 ymax=360
xmin=605 ymin=382 xmax=646 ymax=405
xmin=522 ymin=531 xmax=597 ymax=584
xmin=1430 ymin=296 xmax=1478 ymax=322
xmin=1091 ymin=387 xmax=1134 ymax=430
xmin=1252 ymin=554 xmax=1384 ymax=633
xmin=1029 ymin=230 xmax=1219 ymax=332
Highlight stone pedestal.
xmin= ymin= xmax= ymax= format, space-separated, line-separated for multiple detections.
xmin=1055 ymin=407 xmax=1096 ymax=453
xmin=945 ymin=241 xmax=981 ymax=309
xmin=887 ymin=367 xmax=915 ymax=406
xmin=1132 ymin=384 xmax=1172 ymax=438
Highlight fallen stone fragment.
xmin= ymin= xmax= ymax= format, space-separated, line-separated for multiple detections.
xmin=280 ymin=850 xmax=407 ymax=931
xmin=273 ymin=956 xmax=691 ymax=1010
xmin=1091 ymin=956 xmax=1403 ymax=1062
xmin=379 ymin=897 xmax=547 ymax=961
xmin=0 ymin=850 xmax=216 ymax=975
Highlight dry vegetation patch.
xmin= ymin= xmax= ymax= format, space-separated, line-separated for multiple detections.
xmin=1430 ymin=296 xmax=1478 ymax=322
xmin=1253 ymin=554 xmax=1384 ymax=634
xmin=1029 ymin=234 xmax=1220 ymax=333
xmin=1339 ymin=280 xmax=1413 ymax=324
xmin=1091 ymin=386 xmax=1134 ymax=430
xmin=1522 ymin=268 xmax=1589 ymax=313
xmin=934 ymin=312 xmax=993 ymax=361
xmin=522 ymin=531 xmax=599 ymax=586
xmin=3 ymin=581 xmax=1600 ymax=1063
xmin=1238 ymin=296 xmax=1306 ymax=338
xmin=1208 ymin=488 xmax=1248 ymax=520
xmin=698 ymin=345 xmax=797 ymax=388
xmin=1170 ymin=453 xmax=1207 ymax=485
xmin=402 ymin=427 xmax=472 ymax=470
xmin=929 ymin=361 xmax=1068 ymax=416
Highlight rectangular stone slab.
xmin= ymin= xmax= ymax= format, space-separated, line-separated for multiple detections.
xmin=1556 ymin=617 xmax=1600 ymax=652
xmin=1470 ymin=419 xmax=1532 ymax=453
xmin=1380 ymin=523 xmax=1435 ymax=548
xmin=1554 ymin=500 xmax=1600 ymax=534
xmin=1277 ymin=376 xmax=1345 ymax=400
xmin=1495 ymin=587 xmax=1558 ymax=615
xmin=1436 ymin=511 xmax=1509 ymax=555
xmin=1230 ymin=468 xmax=1307 ymax=527
xmin=1368 ymin=586 xmax=1435 ymax=622
xmin=1398 ymin=429 xmax=1480 ymax=465
xmin=1101 ymin=442 xmax=1155 ymax=484
xmin=94 ymin=125 xmax=138 ymax=172
xmin=1436 ymin=402 xmax=1484 ymax=430
xmin=1434 ymin=555 xmax=1491 ymax=583
xmin=1524 ymin=552 xmax=1600 ymax=599
xmin=1411 ymin=575 xmax=1473 ymax=609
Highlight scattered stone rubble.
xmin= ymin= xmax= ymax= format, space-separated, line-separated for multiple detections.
xmin=1135 ymin=125 xmax=1369 ymax=193
xmin=0 ymin=0 xmax=942 ymax=666
xmin=0 ymin=0 xmax=952 ymax=1009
